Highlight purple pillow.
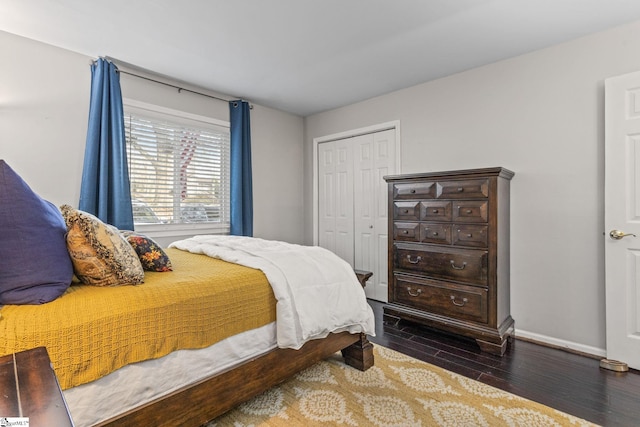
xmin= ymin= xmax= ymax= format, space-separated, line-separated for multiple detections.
xmin=0 ymin=160 xmax=73 ymax=304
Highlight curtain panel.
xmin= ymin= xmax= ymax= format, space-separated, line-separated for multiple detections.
xmin=229 ymin=100 xmax=253 ymax=236
xmin=79 ymin=58 xmax=134 ymax=230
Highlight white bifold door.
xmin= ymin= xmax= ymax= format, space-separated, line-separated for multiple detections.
xmin=317 ymin=129 xmax=396 ymax=302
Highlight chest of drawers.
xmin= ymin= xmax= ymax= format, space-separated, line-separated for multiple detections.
xmin=384 ymin=167 xmax=514 ymax=355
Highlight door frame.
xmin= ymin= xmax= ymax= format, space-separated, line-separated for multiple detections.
xmin=312 ymin=120 xmax=402 ymax=245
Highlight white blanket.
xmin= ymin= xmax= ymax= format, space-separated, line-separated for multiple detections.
xmin=169 ymin=235 xmax=375 ymax=349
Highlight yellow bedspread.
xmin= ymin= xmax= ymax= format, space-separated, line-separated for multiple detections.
xmin=0 ymin=249 xmax=276 ymax=390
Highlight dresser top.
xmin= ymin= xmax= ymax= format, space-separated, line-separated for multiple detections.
xmin=384 ymin=167 xmax=514 ymax=182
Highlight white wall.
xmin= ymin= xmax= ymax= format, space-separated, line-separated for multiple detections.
xmin=0 ymin=30 xmax=305 ymax=245
xmin=6 ymin=17 xmax=640 ymax=355
xmin=304 ymin=20 xmax=640 ymax=355
xmin=1 ymin=30 xmax=89 ymax=206
xmin=251 ymin=105 xmax=304 ymax=243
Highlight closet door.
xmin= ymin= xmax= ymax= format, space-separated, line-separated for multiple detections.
xmin=353 ymin=130 xmax=395 ymax=301
xmin=318 ymin=138 xmax=354 ymax=265
xmin=317 ymin=128 xmax=396 ymax=302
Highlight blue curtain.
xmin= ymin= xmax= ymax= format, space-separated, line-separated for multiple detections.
xmin=79 ymin=58 xmax=134 ymax=230
xmin=229 ymin=100 xmax=253 ymax=236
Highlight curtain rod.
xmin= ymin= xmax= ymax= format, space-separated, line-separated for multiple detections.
xmin=91 ymin=56 xmax=253 ymax=110
xmin=99 ymin=59 xmax=253 ymax=109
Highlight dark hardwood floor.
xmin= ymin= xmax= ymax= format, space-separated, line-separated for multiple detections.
xmin=367 ymin=299 xmax=640 ymax=427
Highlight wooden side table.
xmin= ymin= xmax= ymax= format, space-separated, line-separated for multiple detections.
xmin=354 ymin=269 xmax=373 ymax=288
xmin=0 ymin=347 xmax=74 ymax=426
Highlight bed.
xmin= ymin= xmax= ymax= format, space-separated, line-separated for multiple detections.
xmin=0 ymin=241 xmax=374 ymax=427
xmin=0 ymin=160 xmax=374 ymax=426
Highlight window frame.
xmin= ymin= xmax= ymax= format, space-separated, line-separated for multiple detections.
xmin=123 ymin=99 xmax=231 ymax=238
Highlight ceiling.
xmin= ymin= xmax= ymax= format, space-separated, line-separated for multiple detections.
xmin=2 ymin=0 xmax=640 ymax=116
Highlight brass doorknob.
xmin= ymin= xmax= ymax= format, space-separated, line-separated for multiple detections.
xmin=610 ymin=230 xmax=637 ymax=240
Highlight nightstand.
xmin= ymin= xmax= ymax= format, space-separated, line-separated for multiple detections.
xmin=0 ymin=347 xmax=74 ymax=426
xmin=354 ymin=269 xmax=373 ymax=288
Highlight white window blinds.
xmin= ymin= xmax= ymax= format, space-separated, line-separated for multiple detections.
xmin=124 ymin=105 xmax=230 ymax=228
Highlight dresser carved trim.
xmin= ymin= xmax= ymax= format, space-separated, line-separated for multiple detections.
xmin=384 ymin=167 xmax=514 ymax=356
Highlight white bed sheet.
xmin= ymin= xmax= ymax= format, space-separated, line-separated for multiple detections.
xmin=63 ymin=322 xmax=277 ymax=427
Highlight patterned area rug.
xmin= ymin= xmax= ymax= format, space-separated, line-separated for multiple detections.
xmin=207 ymin=345 xmax=598 ymax=426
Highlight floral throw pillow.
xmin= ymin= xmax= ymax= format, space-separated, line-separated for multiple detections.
xmin=59 ymin=205 xmax=144 ymax=286
xmin=121 ymin=231 xmax=173 ymax=272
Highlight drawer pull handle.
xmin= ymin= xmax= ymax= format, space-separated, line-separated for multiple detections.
xmin=457 ymin=187 xmax=464 ymax=192
xmin=450 ymin=260 xmax=467 ymax=270
xmin=450 ymin=295 xmax=468 ymax=306
xmin=410 ymin=189 xmax=416 ymax=193
xmin=402 ymin=230 xmax=409 ymax=234
xmin=424 ymin=228 xmax=439 ymax=236
xmin=406 ymin=255 xmax=422 ymax=264
xmin=407 ymin=287 xmax=422 ymax=297
xmin=466 ymin=209 xmax=472 ymax=214
xmin=403 ymin=209 xmax=409 ymax=214
xmin=457 ymin=229 xmax=473 ymax=238
xmin=433 ymin=209 xmax=439 ymax=213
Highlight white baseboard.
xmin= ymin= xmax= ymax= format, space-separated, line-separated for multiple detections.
xmin=515 ymin=329 xmax=606 ymax=358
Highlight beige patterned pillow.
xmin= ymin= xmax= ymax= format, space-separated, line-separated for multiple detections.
xmin=60 ymin=205 xmax=144 ymax=286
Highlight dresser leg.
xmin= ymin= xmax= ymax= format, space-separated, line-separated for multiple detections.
xmin=476 ymin=337 xmax=510 ymax=356
xmin=342 ymin=333 xmax=374 ymax=371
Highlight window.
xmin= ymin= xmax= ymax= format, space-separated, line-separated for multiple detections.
xmin=123 ymin=100 xmax=230 ymax=233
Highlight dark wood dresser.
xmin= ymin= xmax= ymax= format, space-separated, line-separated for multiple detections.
xmin=384 ymin=167 xmax=514 ymax=355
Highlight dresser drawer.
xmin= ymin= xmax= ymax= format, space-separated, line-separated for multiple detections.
xmin=394 ymin=244 xmax=487 ymax=285
xmin=420 ymin=201 xmax=451 ymax=221
xmin=420 ymin=223 xmax=451 ymax=244
xmin=394 ymin=222 xmax=421 ymax=242
xmin=452 ymin=201 xmax=488 ymax=222
xmin=393 ymin=182 xmax=437 ymax=199
xmin=438 ymin=179 xmax=489 ymax=199
xmin=453 ymin=224 xmax=488 ymax=248
xmin=393 ymin=274 xmax=488 ymax=323
xmin=393 ymin=201 xmax=420 ymax=220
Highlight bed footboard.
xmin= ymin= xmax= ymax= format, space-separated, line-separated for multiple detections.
xmin=96 ymin=331 xmax=373 ymax=427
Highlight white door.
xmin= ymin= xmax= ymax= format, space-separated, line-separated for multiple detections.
xmin=604 ymin=70 xmax=640 ymax=370
xmin=353 ymin=130 xmax=395 ymax=301
xmin=318 ymin=139 xmax=354 ymax=265
xmin=316 ymin=127 xmax=397 ymax=302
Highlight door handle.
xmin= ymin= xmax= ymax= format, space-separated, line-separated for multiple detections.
xmin=609 ymin=230 xmax=637 ymax=240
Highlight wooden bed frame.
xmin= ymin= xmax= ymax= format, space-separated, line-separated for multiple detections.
xmin=97 ymin=331 xmax=373 ymax=426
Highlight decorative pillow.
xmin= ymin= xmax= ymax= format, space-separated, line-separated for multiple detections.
xmin=0 ymin=160 xmax=74 ymax=304
xmin=59 ymin=205 xmax=144 ymax=286
xmin=121 ymin=231 xmax=172 ymax=272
